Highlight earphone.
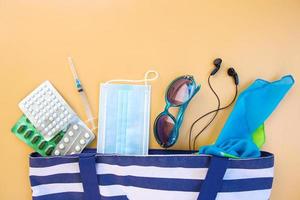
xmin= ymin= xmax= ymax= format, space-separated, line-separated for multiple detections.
xmin=188 ymin=58 xmax=239 ymax=150
xmin=228 ymin=67 xmax=239 ymax=85
xmin=210 ymin=58 xmax=222 ymax=75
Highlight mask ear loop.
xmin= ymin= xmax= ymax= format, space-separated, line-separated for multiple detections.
xmin=144 ymin=70 xmax=159 ymax=85
xmin=105 ymin=70 xmax=159 ymax=85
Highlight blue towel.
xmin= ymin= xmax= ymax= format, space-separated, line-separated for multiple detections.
xmin=200 ymin=75 xmax=294 ymax=158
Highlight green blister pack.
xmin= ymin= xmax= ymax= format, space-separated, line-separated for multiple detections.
xmin=11 ymin=115 xmax=64 ymax=156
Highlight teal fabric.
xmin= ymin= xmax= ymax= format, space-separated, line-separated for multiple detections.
xmin=200 ymin=75 xmax=294 ymax=158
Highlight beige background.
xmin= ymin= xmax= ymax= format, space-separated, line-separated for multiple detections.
xmin=0 ymin=0 xmax=299 ymax=199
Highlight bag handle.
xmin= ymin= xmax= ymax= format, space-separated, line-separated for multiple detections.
xmin=79 ymin=153 xmax=101 ymax=200
xmin=78 ymin=153 xmax=228 ymax=200
xmin=197 ymin=156 xmax=229 ymax=200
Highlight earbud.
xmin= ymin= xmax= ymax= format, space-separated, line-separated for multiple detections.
xmin=227 ymin=67 xmax=239 ymax=85
xmin=211 ymin=58 xmax=222 ymax=75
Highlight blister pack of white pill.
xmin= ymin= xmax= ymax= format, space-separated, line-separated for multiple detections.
xmin=18 ymin=80 xmax=95 ymax=155
xmin=19 ymin=81 xmax=76 ymax=140
xmin=52 ymin=120 xmax=95 ymax=156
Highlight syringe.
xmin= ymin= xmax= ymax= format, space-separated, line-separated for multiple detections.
xmin=68 ymin=57 xmax=96 ymax=131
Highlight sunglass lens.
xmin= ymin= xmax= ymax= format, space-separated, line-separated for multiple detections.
xmin=154 ymin=114 xmax=176 ymax=148
xmin=167 ymin=76 xmax=195 ymax=106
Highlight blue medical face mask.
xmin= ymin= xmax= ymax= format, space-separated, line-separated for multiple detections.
xmin=97 ymin=71 xmax=159 ymax=155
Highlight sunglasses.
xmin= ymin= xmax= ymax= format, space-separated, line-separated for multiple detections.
xmin=154 ymin=75 xmax=200 ymax=148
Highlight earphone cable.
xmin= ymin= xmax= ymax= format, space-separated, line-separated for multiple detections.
xmin=189 ymin=84 xmax=238 ymax=150
xmin=188 ymin=75 xmax=220 ymax=150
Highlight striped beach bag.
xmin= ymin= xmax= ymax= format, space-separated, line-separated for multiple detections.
xmin=29 ymin=149 xmax=274 ymax=200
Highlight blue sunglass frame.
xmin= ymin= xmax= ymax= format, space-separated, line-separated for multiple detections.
xmin=154 ymin=75 xmax=201 ymax=148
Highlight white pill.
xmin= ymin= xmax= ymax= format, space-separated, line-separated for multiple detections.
xmin=63 ymin=137 xmax=69 ymax=143
xmin=68 ymin=114 xmax=72 ymax=119
xmin=63 ymin=118 xmax=68 ymax=123
xmin=48 ymin=124 xmax=52 ymax=129
xmin=59 ymin=144 xmax=65 ymax=149
xmin=54 ymin=150 xmax=60 ymax=156
xmin=52 ymin=121 xmax=56 ymax=125
xmin=53 ymin=113 xmax=57 ymax=118
xmin=75 ymin=145 xmax=81 ymax=152
xmin=56 ymin=125 xmax=59 ymax=129
xmin=45 ymin=128 xmax=49 ymax=132
xmin=60 ymin=113 xmax=64 ymax=118
xmin=70 ymin=152 xmax=76 ymax=155
xmin=49 ymin=116 xmax=53 ymax=121
xmin=79 ymin=139 xmax=86 ymax=145
xmin=59 ymin=121 xmax=64 ymax=126
xmin=68 ymin=131 xmax=74 ymax=136
xmin=47 ymin=131 xmax=52 ymax=136
xmin=64 ymin=110 xmax=68 ymax=115
xmin=41 ymin=124 xmax=45 ymax=128
xmin=61 ymin=106 xmax=65 ymax=111
xmin=84 ymin=133 xmax=90 ymax=139
xmin=73 ymin=124 xmax=78 ymax=130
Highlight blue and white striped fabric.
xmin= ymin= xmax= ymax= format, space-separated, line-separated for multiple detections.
xmin=29 ymin=149 xmax=274 ymax=200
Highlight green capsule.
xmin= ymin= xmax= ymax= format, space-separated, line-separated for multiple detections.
xmin=24 ymin=130 xmax=33 ymax=138
xmin=38 ymin=141 xmax=46 ymax=149
xmin=53 ymin=134 xmax=63 ymax=144
xmin=45 ymin=146 xmax=54 ymax=155
xmin=17 ymin=124 xmax=27 ymax=133
xmin=26 ymin=118 xmax=31 ymax=124
xmin=31 ymin=135 xmax=41 ymax=144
